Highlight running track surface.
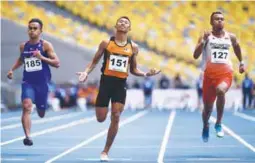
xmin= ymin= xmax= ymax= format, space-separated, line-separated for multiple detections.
xmin=1 ymin=108 xmax=255 ymax=163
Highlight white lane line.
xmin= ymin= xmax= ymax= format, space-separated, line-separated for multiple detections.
xmin=157 ymin=111 xmax=176 ymax=163
xmin=1 ymin=113 xmax=39 ymax=122
xmin=1 ymin=112 xmax=83 ymax=130
xmin=210 ymin=116 xmax=255 ymax=152
xmin=77 ymin=158 xmax=132 ymax=161
xmin=45 ymin=111 xmax=148 ymax=163
xmin=1 ymin=111 xmax=81 ymax=123
xmin=0 ymin=158 xmax=26 ymax=161
xmin=1 ymin=116 xmax=22 ymax=122
xmin=186 ymin=158 xmax=241 ymax=161
xmin=234 ymin=112 xmax=255 ymax=122
xmin=1 ymin=116 xmax=96 ymax=146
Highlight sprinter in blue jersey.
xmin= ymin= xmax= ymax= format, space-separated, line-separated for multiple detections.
xmin=7 ymin=18 xmax=60 ymax=146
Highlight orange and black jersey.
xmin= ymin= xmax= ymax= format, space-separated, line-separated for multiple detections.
xmin=101 ymin=37 xmax=133 ymax=79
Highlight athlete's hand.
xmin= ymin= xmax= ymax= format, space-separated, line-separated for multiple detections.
xmin=76 ymin=72 xmax=88 ymax=82
xmin=146 ymin=68 xmax=161 ymax=76
xmin=7 ymin=70 xmax=13 ymax=79
xmin=203 ymin=30 xmax=211 ymax=41
xmin=33 ymin=49 xmax=43 ymax=60
xmin=239 ymin=64 xmax=245 ymax=74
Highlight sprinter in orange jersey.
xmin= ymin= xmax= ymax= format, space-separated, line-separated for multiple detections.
xmin=193 ymin=11 xmax=245 ymax=142
xmin=76 ymin=16 xmax=160 ymax=161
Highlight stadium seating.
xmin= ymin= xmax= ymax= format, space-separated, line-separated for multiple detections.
xmin=55 ymin=1 xmax=255 ymax=82
xmin=1 ymin=1 xmax=200 ymax=83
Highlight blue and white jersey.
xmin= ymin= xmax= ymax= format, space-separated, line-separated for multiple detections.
xmin=21 ymin=40 xmax=51 ymax=84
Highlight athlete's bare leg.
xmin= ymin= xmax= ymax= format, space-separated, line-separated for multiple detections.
xmin=96 ymin=107 xmax=108 ymax=123
xmin=202 ymin=101 xmax=214 ymax=142
xmin=22 ymin=98 xmax=33 ymax=138
xmin=95 ymin=105 xmax=110 ymax=160
xmin=202 ymin=102 xmax=214 ymax=128
xmin=215 ymin=82 xmax=229 ymax=125
xmin=102 ymin=102 xmax=124 ymax=155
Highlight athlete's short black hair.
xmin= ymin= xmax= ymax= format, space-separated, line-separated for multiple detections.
xmin=116 ymin=16 xmax=131 ymax=26
xmin=28 ymin=18 xmax=43 ymax=29
xmin=210 ymin=11 xmax=223 ymax=24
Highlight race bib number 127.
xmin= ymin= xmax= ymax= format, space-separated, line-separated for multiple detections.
xmin=211 ymin=49 xmax=229 ymax=64
xmin=109 ymin=55 xmax=129 ymax=73
xmin=24 ymin=57 xmax=42 ymax=72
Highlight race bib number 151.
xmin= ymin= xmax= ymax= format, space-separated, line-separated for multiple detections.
xmin=24 ymin=57 xmax=42 ymax=72
xmin=109 ymin=55 xmax=129 ymax=73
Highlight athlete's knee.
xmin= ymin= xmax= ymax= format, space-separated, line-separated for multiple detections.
xmin=97 ymin=116 xmax=106 ymax=123
xmin=216 ymin=88 xmax=226 ymax=96
xmin=203 ymin=103 xmax=213 ymax=112
xmin=203 ymin=108 xmax=212 ymax=115
xmin=111 ymin=112 xmax=120 ymax=123
xmin=22 ymin=99 xmax=33 ymax=113
xmin=96 ymin=107 xmax=108 ymax=123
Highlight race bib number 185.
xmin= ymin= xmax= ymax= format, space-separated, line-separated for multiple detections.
xmin=211 ymin=49 xmax=229 ymax=64
xmin=24 ymin=57 xmax=42 ymax=72
xmin=108 ymin=55 xmax=129 ymax=73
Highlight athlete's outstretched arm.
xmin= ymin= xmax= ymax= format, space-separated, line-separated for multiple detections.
xmin=10 ymin=57 xmax=23 ymax=71
xmin=193 ymin=31 xmax=211 ymax=59
xmin=7 ymin=43 xmax=25 ymax=79
xmin=76 ymin=40 xmax=108 ymax=82
xmin=230 ymin=33 xmax=243 ymax=62
xmin=130 ymin=43 xmax=160 ymax=77
xmin=83 ymin=40 xmax=107 ymax=74
xmin=230 ymin=33 xmax=245 ymax=73
xmin=193 ymin=35 xmax=204 ymax=59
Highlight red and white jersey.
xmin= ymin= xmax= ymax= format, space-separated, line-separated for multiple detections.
xmin=202 ymin=31 xmax=233 ymax=77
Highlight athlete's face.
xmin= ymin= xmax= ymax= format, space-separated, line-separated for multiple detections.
xmin=211 ymin=14 xmax=224 ymax=30
xmin=115 ymin=18 xmax=131 ymax=33
xmin=28 ymin=22 xmax=42 ymax=39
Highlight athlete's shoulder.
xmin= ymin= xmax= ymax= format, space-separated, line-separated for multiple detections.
xmin=19 ymin=42 xmax=26 ymax=52
xmin=42 ymin=40 xmax=55 ymax=52
xmin=99 ymin=39 xmax=110 ymax=49
xmin=20 ymin=42 xmax=26 ymax=47
xmin=226 ymin=31 xmax=236 ymax=39
xmin=131 ymin=40 xmax=138 ymax=47
xmin=226 ymin=31 xmax=238 ymax=45
xmin=102 ymin=39 xmax=110 ymax=45
xmin=131 ymin=41 xmax=139 ymax=54
xmin=42 ymin=39 xmax=53 ymax=47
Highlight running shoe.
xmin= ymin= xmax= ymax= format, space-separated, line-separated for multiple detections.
xmin=23 ymin=137 xmax=33 ymax=146
xmin=202 ymin=127 xmax=209 ymax=142
xmin=215 ymin=123 xmax=224 ymax=138
xmin=100 ymin=152 xmax=109 ymax=162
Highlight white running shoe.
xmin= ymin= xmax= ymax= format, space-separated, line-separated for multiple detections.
xmin=100 ymin=152 xmax=109 ymax=162
xmin=215 ymin=124 xmax=224 ymax=138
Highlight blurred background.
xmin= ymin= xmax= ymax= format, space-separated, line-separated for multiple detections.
xmin=1 ymin=1 xmax=255 ymax=112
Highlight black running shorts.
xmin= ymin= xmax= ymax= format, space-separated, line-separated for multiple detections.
xmin=96 ymin=75 xmax=127 ymax=107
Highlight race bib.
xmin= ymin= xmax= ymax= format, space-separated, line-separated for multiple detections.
xmin=24 ymin=57 xmax=42 ymax=72
xmin=211 ymin=49 xmax=229 ymax=64
xmin=108 ymin=55 xmax=129 ymax=73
